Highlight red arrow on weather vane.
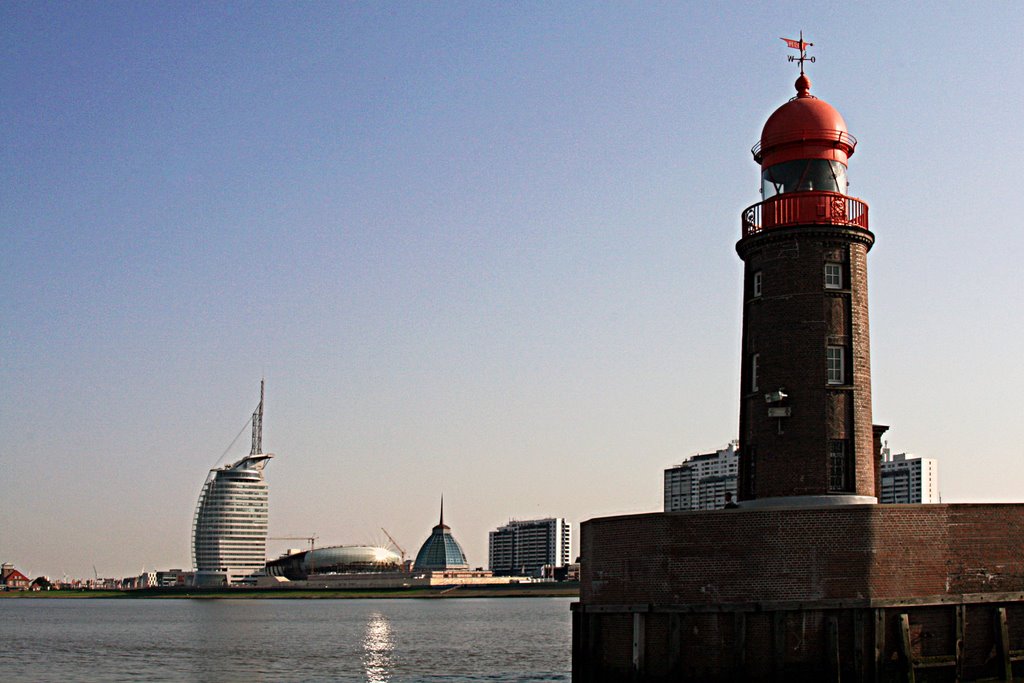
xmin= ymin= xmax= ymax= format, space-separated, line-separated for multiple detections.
xmin=781 ymin=31 xmax=815 ymax=74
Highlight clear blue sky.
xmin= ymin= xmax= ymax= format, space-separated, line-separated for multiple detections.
xmin=2 ymin=2 xmax=1022 ymax=578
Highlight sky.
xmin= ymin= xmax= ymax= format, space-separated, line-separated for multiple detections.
xmin=2 ymin=2 xmax=1023 ymax=579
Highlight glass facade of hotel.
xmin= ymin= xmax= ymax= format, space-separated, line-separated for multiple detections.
xmin=192 ymin=453 xmax=272 ymax=586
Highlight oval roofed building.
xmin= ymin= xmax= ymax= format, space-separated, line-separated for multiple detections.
xmin=265 ymin=545 xmax=401 ymax=580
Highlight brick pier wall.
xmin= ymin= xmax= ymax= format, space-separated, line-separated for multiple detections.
xmin=575 ymin=504 xmax=1024 ymax=681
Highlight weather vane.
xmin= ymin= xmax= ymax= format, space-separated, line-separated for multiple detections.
xmin=781 ymin=31 xmax=814 ymax=74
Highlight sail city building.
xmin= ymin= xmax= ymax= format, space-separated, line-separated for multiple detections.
xmin=192 ymin=382 xmax=273 ymax=587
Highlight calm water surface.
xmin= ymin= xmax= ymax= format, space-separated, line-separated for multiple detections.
xmin=0 ymin=597 xmax=572 ymax=682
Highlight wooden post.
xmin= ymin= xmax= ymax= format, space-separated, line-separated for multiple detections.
xmin=899 ymin=613 xmax=916 ymax=683
xmin=874 ymin=608 xmax=886 ymax=682
xmin=632 ymin=611 xmax=646 ymax=677
xmin=997 ymin=606 xmax=1012 ymax=681
xmin=734 ymin=611 xmax=747 ymax=680
xmin=955 ymin=604 xmax=966 ymax=683
xmin=773 ymin=611 xmax=787 ymax=682
xmin=853 ymin=609 xmax=865 ymax=683
xmin=668 ymin=612 xmax=683 ymax=677
xmin=572 ymin=609 xmax=583 ymax=681
xmin=827 ymin=615 xmax=842 ymax=683
xmin=587 ymin=610 xmax=601 ymax=680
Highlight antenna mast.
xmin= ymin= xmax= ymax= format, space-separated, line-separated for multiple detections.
xmin=250 ymin=379 xmax=264 ymax=455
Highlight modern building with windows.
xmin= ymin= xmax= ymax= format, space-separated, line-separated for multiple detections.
xmin=413 ymin=498 xmax=469 ymax=572
xmin=192 ymin=382 xmax=273 ymax=587
xmin=880 ymin=445 xmax=939 ymax=504
xmin=488 ymin=517 xmax=571 ymax=576
xmin=664 ymin=442 xmax=739 ymax=511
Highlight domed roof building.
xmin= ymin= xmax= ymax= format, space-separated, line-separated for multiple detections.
xmin=266 ymin=545 xmax=401 ymax=580
xmin=413 ymin=498 xmax=469 ymax=572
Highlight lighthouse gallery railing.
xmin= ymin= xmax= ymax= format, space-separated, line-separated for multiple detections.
xmin=741 ymin=191 xmax=868 ymax=238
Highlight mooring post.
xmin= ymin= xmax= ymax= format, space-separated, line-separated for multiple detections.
xmin=668 ymin=612 xmax=683 ymax=676
xmin=827 ymin=615 xmax=841 ymax=683
xmin=874 ymin=608 xmax=886 ymax=682
xmin=853 ymin=608 xmax=865 ymax=683
xmin=996 ymin=606 xmax=1012 ymax=681
xmin=572 ymin=608 xmax=584 ymax=682
xmin=955 ymin=604 xmax=966 ymax=683
xmin=899 ymin=613 xmax=916 ymax=683
xmin=773 ymin=610 xmax=787 ymax=682
xmin=734 ymin=611 xmax=747 ymax=680
xmin=632 ymin=611 xmax=646 ymax=677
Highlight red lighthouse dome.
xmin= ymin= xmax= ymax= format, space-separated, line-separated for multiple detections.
xmin=754 ymin=74 xmax=856 ymax=169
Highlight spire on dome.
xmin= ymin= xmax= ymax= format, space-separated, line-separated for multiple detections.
xmin=433 ymin=494 xmax=449 ymax=530
xmin=414 ymin=496 xmax=468 ymax=571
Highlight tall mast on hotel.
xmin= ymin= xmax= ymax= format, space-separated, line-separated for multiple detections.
xmin=251 ymin=378 xmax=264 ymax=456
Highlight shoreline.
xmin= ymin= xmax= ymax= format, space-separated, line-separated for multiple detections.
xmin=0 ymin=582 xmax=579 ymax=600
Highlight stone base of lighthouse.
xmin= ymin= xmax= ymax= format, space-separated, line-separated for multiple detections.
xmin=572 ymin=504 xmax=1024 ymax=682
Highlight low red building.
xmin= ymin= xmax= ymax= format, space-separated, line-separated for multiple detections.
xmin=1 ymin=565 xmax=30 ymax=591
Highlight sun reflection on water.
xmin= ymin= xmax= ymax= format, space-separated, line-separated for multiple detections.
xmin=362 ymin=612 xmax=395 ymax=682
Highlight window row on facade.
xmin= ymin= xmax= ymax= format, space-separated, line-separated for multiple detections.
xmin=751 ymin=262 xmax=845 ymax=299
xmin=750 ymin=345 xmax=846 ymax=392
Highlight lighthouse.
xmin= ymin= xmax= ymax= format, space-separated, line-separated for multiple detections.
xmin=574 ymin=39 xmax=1024 ymax=681
xmin=736 ymin=41 xmax=877 ymax=504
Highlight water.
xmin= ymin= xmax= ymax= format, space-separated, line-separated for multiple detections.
xmin=0 ymin=597 xmax=572 ymax=682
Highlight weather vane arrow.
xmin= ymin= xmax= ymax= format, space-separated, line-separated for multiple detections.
xmin=781 ymin=31 xmax=815 ymax=74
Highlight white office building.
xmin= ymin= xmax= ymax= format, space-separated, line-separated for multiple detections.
xmin=192 ymin=382 xmax=274 ymax=586
xmin=880 ymin=445 xmax=939 ymax=504
xmin=488 ymin=518 xmax=571 ymax=576
xmin=664 ymin=442 xmax=739 ymax=511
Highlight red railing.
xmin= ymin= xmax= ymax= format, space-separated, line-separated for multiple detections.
xmin=751 ymin=129 xmax=857 ymax=162
xmin=741 ymin=192 xmax=869 ymax=238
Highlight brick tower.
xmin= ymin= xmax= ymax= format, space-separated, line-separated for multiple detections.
xmin=575 ymin=40 xmax=1024 ymax=682
xmin=736 ymin=67 xmax=876 ymax=504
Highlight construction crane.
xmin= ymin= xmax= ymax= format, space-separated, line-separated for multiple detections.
xmin=380 ymin=528 xmax=407 ymax=565
xmin=267 ymin=536 xmax=318 ymax=575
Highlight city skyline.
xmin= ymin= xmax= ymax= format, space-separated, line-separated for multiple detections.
xmin=2 ymin=4 xmax=1023 ymax=578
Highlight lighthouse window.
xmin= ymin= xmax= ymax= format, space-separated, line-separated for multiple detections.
xmin=824 ymin=263 xmax=842 ymax=289
xmin=751 ymin=353 xmax=760 ymax=392
xmin=826 ymin=346 xmax=845 ymax=384
xmin=762 ymin=159 xmax=848 ymax=198
xmin=753 ymin=271 xmax=762 ymax=297
xmin=829 ymin=439 xmax=850 ymax=492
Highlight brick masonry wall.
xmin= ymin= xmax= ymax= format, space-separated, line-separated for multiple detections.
xmin=737 ymin=227 xmax=875 ymax=499
xmin=581 ymin=504 xmax=1024 ymax=605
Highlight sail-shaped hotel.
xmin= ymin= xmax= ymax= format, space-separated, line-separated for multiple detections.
xmin=192 ymin=382 xmax=273 ymax=586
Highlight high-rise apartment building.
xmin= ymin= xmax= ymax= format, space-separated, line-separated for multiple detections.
xmin=488 ymin=518 xmax=571 ymax=576
xmin=664 ymin=442 xmax=739 ymax=511
xmin=192 ymin=382 xmax=273 ymax=587
xmin=880 ymin=446 xmax=939 ymax=504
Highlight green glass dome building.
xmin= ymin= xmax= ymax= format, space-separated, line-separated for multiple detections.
xmin=413 ymin=498 xmax=469 ymax=571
